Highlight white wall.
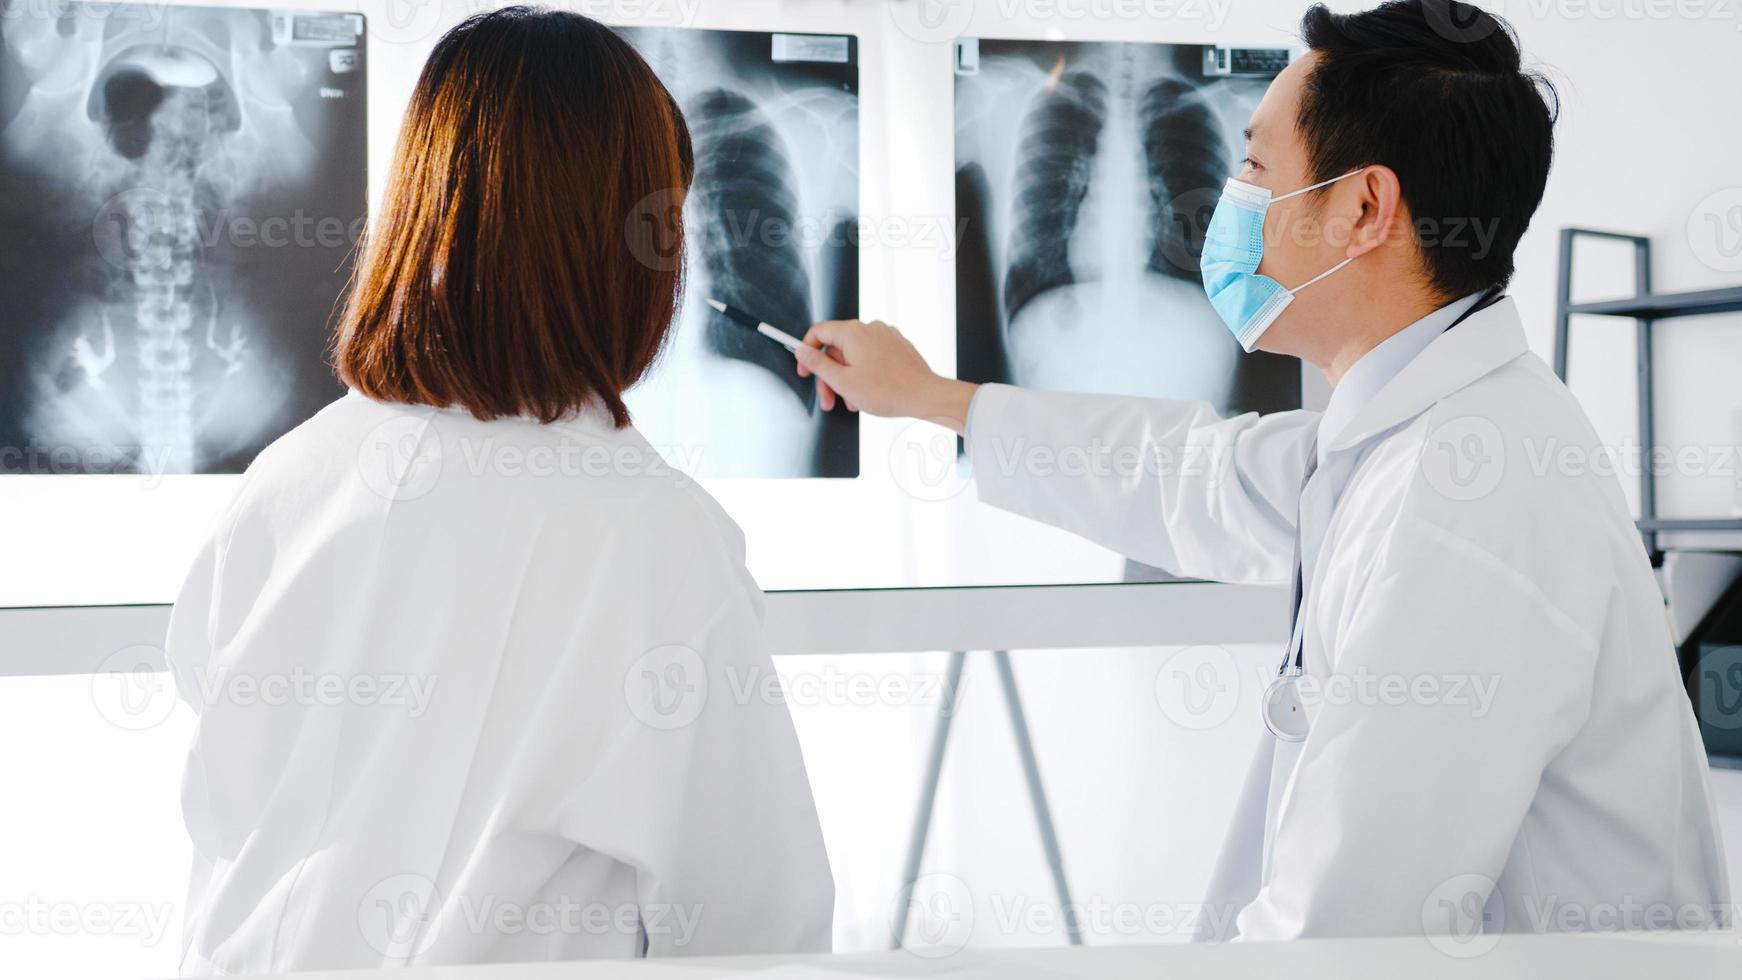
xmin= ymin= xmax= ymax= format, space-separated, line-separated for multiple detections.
xmin=1 ymin=0 xmax=1739 ymax=972
xmin=1506 ymin=1 xmax=1742 ymax=542
xmin=0 ymin=676 xmax=193 ymax=979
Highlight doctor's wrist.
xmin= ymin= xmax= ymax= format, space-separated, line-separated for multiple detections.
xmin=910 ymin=377 xmax=978 ymax=435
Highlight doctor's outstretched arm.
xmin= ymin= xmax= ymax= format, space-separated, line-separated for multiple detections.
xmin=795 ymin=320 xmax=1316 ymax=584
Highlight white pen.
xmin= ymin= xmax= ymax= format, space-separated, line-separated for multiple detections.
xmin=705 ymin=297 xmax=806 ymax=354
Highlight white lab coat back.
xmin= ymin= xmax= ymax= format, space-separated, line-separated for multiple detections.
xmin=966 ymin=298 xmax=1730 ymax=941
xmin=165 ymin=392 xmax=833 ymax=974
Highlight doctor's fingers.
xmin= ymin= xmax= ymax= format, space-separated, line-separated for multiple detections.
xmin=792 ymin=342 xmax=852 ymax=400
xmin=802 ymin=318 xmax=859 ymax=350
xmin=813 ymin=373 xmax=841 ymax=412
xmin=797 ymin=320 xmax=867 ymax=410
xmin=794 ymin=349 xmax=842 ymax=412
xmin=792 ymin=354 xmax=835 ymax=409
xmin=802 ymin=318 xmax=912 ymax=362
xmin=795 ymin=319 xmax=914 ymax=414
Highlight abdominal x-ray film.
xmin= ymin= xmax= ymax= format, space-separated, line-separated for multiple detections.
xmin=618 ymin=27 xmax=859 ymax=479
xmin=0 ymin=3 xmax=366 ymax=475
xmin=955 ymin=39 xmax=1301 ymax=415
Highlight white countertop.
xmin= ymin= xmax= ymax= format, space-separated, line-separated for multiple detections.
xmin=219 ymin=931 xmax=1742 ymax=980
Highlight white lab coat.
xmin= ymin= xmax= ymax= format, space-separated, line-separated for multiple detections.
xmin=165 ymin=392 xmax=833 ymax=974
xmin=966 ymin=297 xmax=1730 ymax=940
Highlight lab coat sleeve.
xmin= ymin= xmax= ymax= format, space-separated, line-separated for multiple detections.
xmin=164 ymin=535 xmax=218 ymax=714
xmin=554 ymin=523 xmax=834 ymax=957
xmin=966 ymin=384 xmax=1319 ymax=584
xmin=164 ymin=476 xmax=251 ymax=715
xmin=1233 ymin=515 xmax=1598 ymax=940
xmin=163 ymin=486 xmax=252 ymax=969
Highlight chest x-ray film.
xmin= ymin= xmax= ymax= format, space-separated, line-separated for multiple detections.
xmin=0 ymin=3 xmax=364 ymax=475
xmin=954 ymin=39 xmax=1300 ymax=415
xmin=617 ymin=27 xmax=858 ymax=478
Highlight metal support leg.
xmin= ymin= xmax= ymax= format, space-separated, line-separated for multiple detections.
xmin=891 ymin=650 xmax=966 ymax=950
xmin=1633 ymin=240 xmax=1658 ymax=563
xmin=892 ymin=650 xmax=1081 ymax=949
xmin=992 ymin=650 xmax=1083 ymax=946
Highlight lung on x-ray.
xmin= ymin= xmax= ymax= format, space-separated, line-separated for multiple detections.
xmin=618 ymin=26 xmax=859 ymax=479
xmin=954 ymin=39 xmax=1300 ymax=415
xmin=0 ymin=3 xmax=365 ymax=475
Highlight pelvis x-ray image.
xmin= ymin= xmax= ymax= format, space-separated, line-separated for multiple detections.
xmin=618 ymin=27 xmax=858 ymax=478
xmin=0 ymin=3 xmax=365 ymax=475
xmin=955 ymin=39 xmax=1300 ymax=415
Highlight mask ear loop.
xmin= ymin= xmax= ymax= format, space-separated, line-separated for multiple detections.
xmin=1286 ymin=255 xmax=1355 ymax=296
xmin=1273 ymin=167 xmax=1367 ymax=295
xmin=1272 ymin=168 xmax=1367 ymax=203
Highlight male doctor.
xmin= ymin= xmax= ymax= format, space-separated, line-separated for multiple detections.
xmin=795 ymin=0 xmax=1730 ymax=942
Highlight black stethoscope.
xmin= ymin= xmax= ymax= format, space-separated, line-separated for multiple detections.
xmin=1261 ymin=290 xmax=1506 ymax=743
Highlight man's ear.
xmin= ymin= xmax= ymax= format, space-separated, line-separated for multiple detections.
xmin=1346 ymin=165 xmax=1403 ymax=260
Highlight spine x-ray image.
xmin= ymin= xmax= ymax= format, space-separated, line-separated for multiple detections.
xmin=954 ymin=39 xmax=1300 ymax=418
xmin=618 ymin=27 xmax=859 ymax=479
xmin=0 ymin=3 xmax=365 ymax=475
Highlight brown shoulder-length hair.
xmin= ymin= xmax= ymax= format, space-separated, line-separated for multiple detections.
xmin=334 ymin=6 xmax=693 ymax=428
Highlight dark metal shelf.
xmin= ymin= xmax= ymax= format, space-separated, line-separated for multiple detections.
xmin=1566 ymin=286 xmax=1742 ymax=320
xmin=1636 ymin=519 xmax=1742 ymax=533
xmin=1554 ymin=228 xmax=1742 ymax=561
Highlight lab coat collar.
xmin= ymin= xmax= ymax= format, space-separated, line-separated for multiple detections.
xmin=1323 ymin=296 xmax=1529 ymax=455
xmin=1316 ymin=293 xmax=1483 ymax=460
xmin=344 ymin=388 xmax=618 ymax=433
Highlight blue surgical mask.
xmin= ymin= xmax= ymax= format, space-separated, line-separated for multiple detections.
xmin=1200 ymin=170 xmax=1364 ymax=352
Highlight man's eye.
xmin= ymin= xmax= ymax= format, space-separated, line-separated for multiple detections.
xmin=1241 ymin=157 xmax=1262 ymax=171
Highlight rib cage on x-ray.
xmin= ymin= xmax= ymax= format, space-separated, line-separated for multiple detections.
xmin=1141 ymin=77 xmax=1232 ymax=282
xmin=1000 ymin=70 xmax=1229 ymax=321
xmin=956 ymin=39 xmax=1300 ymax=421
xmin=618 ymin=27 xmax=859 ymax=479
xmin=0 ymin=4 xmax=366 ymax=475
xmin=690 ymin=88 xmax=816 ymax=408
xmin=1003 ymin=69 xmax=1105 ymax=325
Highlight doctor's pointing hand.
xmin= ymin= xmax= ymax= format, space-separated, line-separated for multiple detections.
xmin=793 ymin=319 xmax=977 ymax=429
xmin=796 ymin=0 xmax=1729 ymax=945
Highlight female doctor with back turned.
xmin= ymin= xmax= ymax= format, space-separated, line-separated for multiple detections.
xmin=162 ymin=8 xmax=832 ymax=973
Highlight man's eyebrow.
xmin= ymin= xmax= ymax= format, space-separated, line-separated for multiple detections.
xmin=1243 ymin=127 xmax=1254 ymax=141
